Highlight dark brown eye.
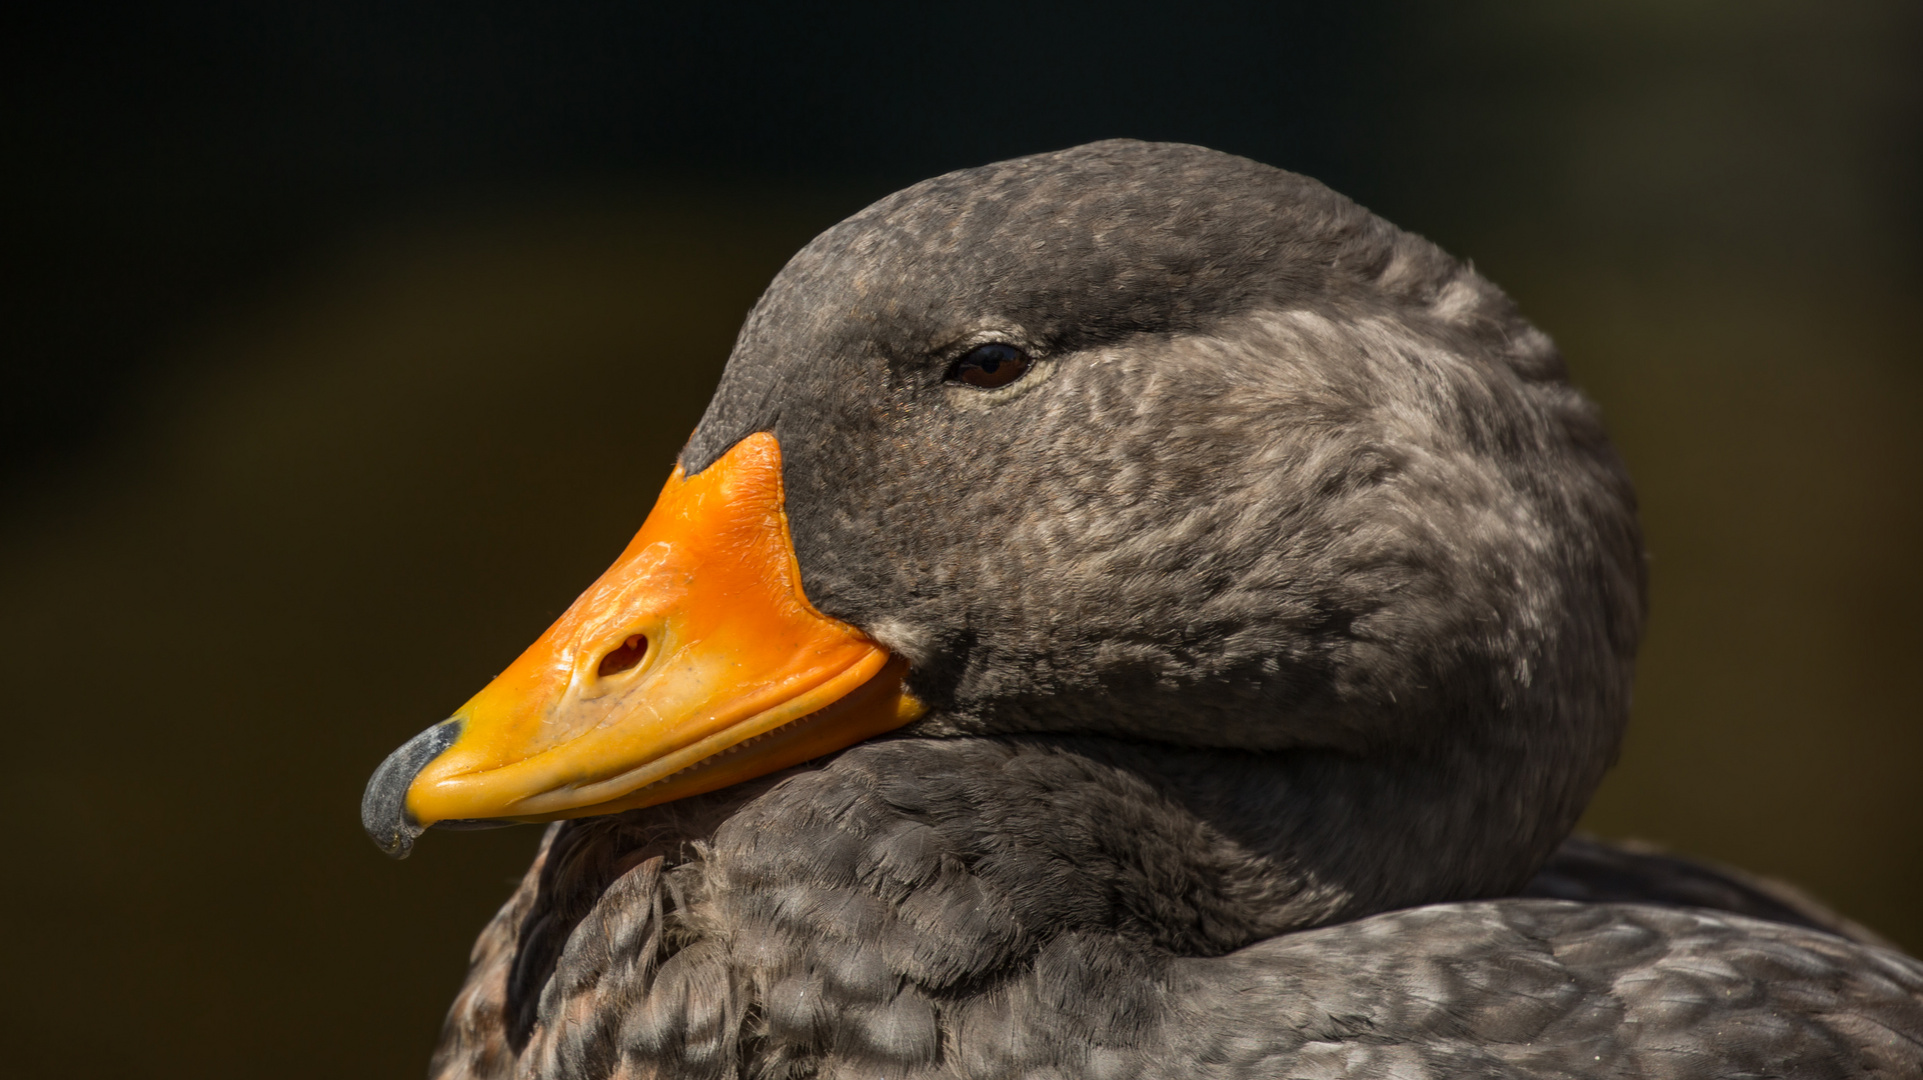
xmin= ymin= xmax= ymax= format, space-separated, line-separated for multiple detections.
xmin=948 ymin=342 xmax=1032 ymax=389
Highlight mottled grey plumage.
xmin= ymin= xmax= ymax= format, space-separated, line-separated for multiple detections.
xmin=431 ymin=749 xmax=1921 ymax=1079
xmin=424 ymin=142 xmax=1920 ymax=1077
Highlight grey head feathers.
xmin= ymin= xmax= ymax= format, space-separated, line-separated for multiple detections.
xmin=686 ymin=138 xmax=1643 ymax=894
xmin=692 ymin=137 xmax=1642 ymax=753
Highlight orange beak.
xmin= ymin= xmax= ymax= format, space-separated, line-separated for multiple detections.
xmin=361 ymin=432 xmax=923 ymax=857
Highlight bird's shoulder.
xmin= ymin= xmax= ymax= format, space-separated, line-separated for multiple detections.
xmin=1155 ymin=900 xmax=1923 ymax=1079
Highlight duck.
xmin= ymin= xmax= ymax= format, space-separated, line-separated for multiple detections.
xmin=362 ymin=140 xmax=1923 ymax=1079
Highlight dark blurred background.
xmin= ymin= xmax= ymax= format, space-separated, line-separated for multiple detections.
xmin=3 ymin=2 xmax=1919 ymax=1075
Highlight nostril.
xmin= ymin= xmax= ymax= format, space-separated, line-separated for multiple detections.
xmin=597 ymin=634 xmax=649 ymax=677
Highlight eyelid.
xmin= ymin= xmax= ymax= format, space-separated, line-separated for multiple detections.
xmin=938 ymin=328 xmax=1029 ymax=359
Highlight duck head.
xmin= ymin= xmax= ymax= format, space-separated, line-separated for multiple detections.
xmin=364 ymin=140 xmax=1644 ymax=866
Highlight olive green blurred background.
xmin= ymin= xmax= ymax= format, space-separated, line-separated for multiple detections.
xmin=4 ymin=3 xmax=1918 ymax=1076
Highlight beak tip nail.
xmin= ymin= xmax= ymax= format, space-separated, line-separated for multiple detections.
xmin=361 ymin=718 xmax=463 ymax=859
